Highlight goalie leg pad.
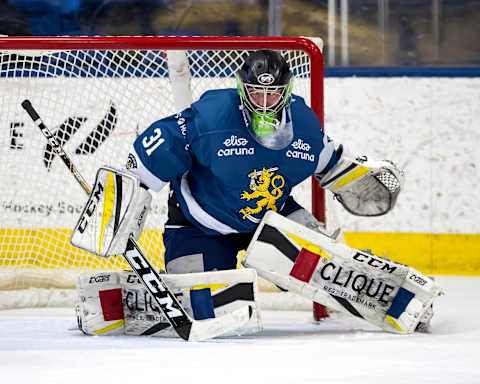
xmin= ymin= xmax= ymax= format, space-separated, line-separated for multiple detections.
xmin=122 ymin=268 xmax=262 ymax=337
xmin=76 ymin=271 xmax=125 ymax=335
xmin=244 ymin=211 xmax=443 ymax=334
xmin=76 ymin=269 xmax=262 ymax=337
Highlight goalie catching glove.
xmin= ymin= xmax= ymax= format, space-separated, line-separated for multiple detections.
xmin=317 ymin=150 xmax=404 ymax=216
xmin=244 ymin=211 xmax=443 ymax=334
xmin=71 ymin=166 xmax=152 ymax=256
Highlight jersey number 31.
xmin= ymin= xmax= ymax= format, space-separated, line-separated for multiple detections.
xmin=142 ymin=128 xmax=165 ymax=156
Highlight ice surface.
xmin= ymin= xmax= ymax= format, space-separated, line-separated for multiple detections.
xmin=0 ymin=276 xmax=479 ymax=384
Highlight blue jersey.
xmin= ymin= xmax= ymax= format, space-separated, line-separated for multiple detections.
xmin=129 ymin=89 xmax=338 ymax=235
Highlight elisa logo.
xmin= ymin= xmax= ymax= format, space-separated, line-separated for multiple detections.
xmin=291 ymin=139 xmax=311 ymax=151
xmin=217 ymin=135 xmax=254 ymax=157
xmin=223 ymin=135 xmax=248 ymax=147
xmin=286 ymin=139 xmax=315 ymax=162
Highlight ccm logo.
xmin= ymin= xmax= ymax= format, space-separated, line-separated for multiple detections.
xmin=130 ymin=255 xmax=183 ymax=318
xmin=410 ymin=274 xmax=427 ymax=286
xmin=352 ymin=252 xmax=397 ymax=274
xmin=77 ymin=182 xmax=104 ymax=234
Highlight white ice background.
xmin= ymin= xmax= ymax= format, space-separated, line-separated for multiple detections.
xmin=0 ymin=276 xmax=479 ymax=384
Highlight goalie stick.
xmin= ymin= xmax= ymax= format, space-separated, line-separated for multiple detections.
xmin=21 ymin=99 xmax=252 ymax=341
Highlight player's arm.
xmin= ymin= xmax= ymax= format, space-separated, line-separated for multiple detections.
xmin=127 ymin=109 xmax=195 ymax=191
xmin=315 ymin=145 xmax=404 ymax=216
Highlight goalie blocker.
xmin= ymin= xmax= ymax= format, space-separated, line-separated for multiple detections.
xmin=71 ymin=166 xmax=152 ymax=257
xmin=244 ymin=211 xmax=443 ymax=334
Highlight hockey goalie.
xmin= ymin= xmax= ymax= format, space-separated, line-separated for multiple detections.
xmin=71 ymin=49 xmax=442 ymax=337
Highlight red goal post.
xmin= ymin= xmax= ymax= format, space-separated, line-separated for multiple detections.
xmin=0 ymin=36 xmax=327 ymax=317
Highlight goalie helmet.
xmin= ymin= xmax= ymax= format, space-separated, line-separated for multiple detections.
xmin=237 ymin=50 xmax=293 ymax=146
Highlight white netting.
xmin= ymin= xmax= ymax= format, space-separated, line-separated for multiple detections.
xmin=0 ymin=40 xmax=320 ymax=309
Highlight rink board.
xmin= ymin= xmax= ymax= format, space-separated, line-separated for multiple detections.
xmin=1 ymin=228 xmax=479 ymax=275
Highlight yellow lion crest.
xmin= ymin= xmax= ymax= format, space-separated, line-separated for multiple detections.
xmin=239 ymin=167 xmax=285 ymax=219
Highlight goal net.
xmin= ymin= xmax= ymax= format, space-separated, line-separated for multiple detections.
xmin=0 ymin=36 xmax=327 ymax=311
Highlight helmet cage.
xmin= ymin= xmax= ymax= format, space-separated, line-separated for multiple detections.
xmin=237 ymin=75 xmax=293 ymax=115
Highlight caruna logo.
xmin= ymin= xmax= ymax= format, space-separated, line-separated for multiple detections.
xmin=217 ymin=135 xmax=255 ymax=157
xmin=286 ymin=138 xmax=315 ymax=162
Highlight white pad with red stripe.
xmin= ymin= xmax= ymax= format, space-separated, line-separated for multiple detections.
xmin=244 ymin=211 xmax=443 ymax=334
xmin=76 ymin=269 xmax=262 ymax=337
xmin=76 ymin=271 xmax=126 ymax=335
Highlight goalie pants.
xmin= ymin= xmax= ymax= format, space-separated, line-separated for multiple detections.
xmin=163 ymin=191 xmax=303 ymax=274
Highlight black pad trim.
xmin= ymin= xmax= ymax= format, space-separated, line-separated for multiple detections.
xmin=329 ymin=295 xmax=364 ymax=319
xmin=113 ymin=173 xmax=122 ymax=235
xmin=212 ymin=283 xmax=254 ymax=308
xmin=141 ymin=321 xmax=171 ymax=335
xmin=257 ymin=224 xmax=299 ymax=262
xmin=320 ymin=163 xmax=358 ymax=187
